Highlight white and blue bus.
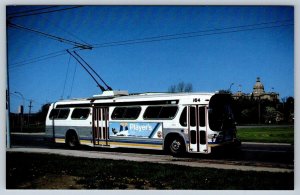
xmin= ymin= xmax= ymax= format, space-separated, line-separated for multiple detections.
xmin=45 ymin=90 xmax=240 ymax=156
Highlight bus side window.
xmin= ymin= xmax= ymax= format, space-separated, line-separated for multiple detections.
xmin=49 ymin=108 xmax=70 ymax=120
xmin=159 ymin=106 xmax=178 ymax=119
xmin=179 ymin=107 xmax=196 ymax=127
xmin=143 ymin=106 xmax=178 ymax=119
xmin=57 ymin=109 xmax=70 ymax=119
xmin=179 ymin=107 xmax=187 ymax=126
xmin=143 ymin=106 xmax=161 ymax=119
xmin=111 ymin=107 xmax=141 ymax=120
xmin=112 ymin=107 xmax=126 ymax=119
xmin=71 ymin=108 xmax=90 ymax=120
xmin=123 ymin=107 xmax=141 ymax=119
xmin=49 ymin=109 xmax=59 ymax=119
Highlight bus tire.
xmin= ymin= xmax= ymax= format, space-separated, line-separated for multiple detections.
xmin=167 ymin=135 xmax=186 ymax=157
xmin=66 ymin=130 xmax=80 ymax=148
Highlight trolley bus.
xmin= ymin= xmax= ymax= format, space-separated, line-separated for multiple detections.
xmin=45 ymin=90 xmax=240 ymax=156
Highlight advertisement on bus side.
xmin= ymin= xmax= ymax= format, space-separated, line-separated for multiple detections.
xmin=109 ymin=122 xmax=163 ymax=138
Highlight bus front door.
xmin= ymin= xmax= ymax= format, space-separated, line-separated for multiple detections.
xmin=187 ymin=105 xmax=209 ymax=153
xmin=92 ymin=107 xmax=109 ymax=146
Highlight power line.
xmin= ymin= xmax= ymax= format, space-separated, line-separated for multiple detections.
xmin=95 ymin=19 xmax=293 ymax=48
xmin=8 ymin=21 xmax=92 ymax=49
xmin=7 ymin=6 xmax=59 ymax=17
xmin=9 ymin=49 xmax=66 ymax=66
xmin=7 ymin=6 xmax=84 ymax=19
xmin=38 ymin=15 xmax=91 ymax=46
xmin=8 ymin=46 xmax=84 ymax=69
xmin=7 ymin=5 xmax=91 ymax=69
xmin=92 ymin=20 xmax=293 ymax=49
xmin=8 ymin=19 xmax=293 ymax=69
xmin=8 ymin=51 xmax=67 ymax=69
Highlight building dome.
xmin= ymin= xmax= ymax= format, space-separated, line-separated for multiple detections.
xmin=253 ymin=77 xmax=265 ymax=94
xmin=233 ymin=77 xmax=279 ymax=101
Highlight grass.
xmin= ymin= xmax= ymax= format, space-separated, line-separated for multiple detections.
xmin=7 ymin=152 xmax=293 ymax=190
xmin=237 ymin=126 xmax=294 ymax=144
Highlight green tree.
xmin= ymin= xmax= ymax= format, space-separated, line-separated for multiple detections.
xmin=264 ymin=106 xmax=278 ymax=124
xmin=168 ymin=82 xmax=193 ymax=93
xmin=36 ymin=103 xmax=51 ymax=123
xmin=280 ymin=96 xmax=294 ymax=123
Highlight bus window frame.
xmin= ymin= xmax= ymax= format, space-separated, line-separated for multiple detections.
xmin=111 ymin=106 xmax=142 ymax=120
xmin=143 ymin=105 xmax=179 ymax=120
xmin=49 ymin=108 xmax=70 ymax=120
xmin=71 ymin=108 xmax=91 ymax=120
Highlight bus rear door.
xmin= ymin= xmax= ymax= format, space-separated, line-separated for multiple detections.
xmin=187 ymin=105 xmax=209 ymax=153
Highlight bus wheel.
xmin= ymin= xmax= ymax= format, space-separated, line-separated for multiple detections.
xmin=66 ymin=131 xmax=79 ymax=148
xmin=168 ymin=136 xmax=185 ymax=157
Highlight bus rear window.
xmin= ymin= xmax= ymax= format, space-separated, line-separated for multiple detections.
xmin=71 ymin=108 xmax=90 ymax=120
xmin=49 ymin=108 xmax=70 ymax=119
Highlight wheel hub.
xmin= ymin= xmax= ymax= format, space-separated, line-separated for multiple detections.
xmin=171 ymin=140 xmax=181 ymax=150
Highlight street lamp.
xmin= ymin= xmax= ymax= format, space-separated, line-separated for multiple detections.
xmin=14 ymin=91 xmax=25 ymax=107
xmin=228 ymin=83 xmax=234 ymax=92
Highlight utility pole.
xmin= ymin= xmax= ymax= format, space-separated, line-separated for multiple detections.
xmin=28 ymin=100 xmax=33 ymax=128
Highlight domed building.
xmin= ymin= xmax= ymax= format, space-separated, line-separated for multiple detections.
xmin=253 ymin=77 xmax=265 ymax=95
xmin=233 ymin=77 xmax=279 ymax=101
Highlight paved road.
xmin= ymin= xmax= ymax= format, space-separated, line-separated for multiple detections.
xmin=7 ymin=132 xmax=294 ymax=173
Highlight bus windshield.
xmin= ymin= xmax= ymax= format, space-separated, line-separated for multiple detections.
xmin=208 ymin=94 xmax=235 ymax=131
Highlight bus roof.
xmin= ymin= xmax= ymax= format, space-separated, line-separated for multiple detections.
xmin=53 ymin=91 xmax=221 ymax=107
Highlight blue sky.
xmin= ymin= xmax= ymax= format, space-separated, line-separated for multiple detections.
xmin=7 ymin=6 xmax=294 ymax=113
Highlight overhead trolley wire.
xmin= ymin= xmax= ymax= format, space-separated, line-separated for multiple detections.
xmin=7 ymin=6 xmax=59 ymax=17
xmin=7 ymin=5 xmax=91 ymax=67
xmin=8 ymin=47 xmax=85 ymax=69
xmin=92 ymin=19 xmax=293 ymax=49
xmin=9 ymin=19 xmax=293 ymax=69
xmin=10 ymin=49 xmax=66 ymax=65
xmin=7 ymin=6 xmax=84 ymax=19
xmin=38 ymin=15 xmax=91 ymax=46
xmin=7 ymin=5 xmax=90 ymax=49
xmin=9 ymin=50 xmax=68 ymax=69
xmin=8 ymin=21 xmax=93 ymax=49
